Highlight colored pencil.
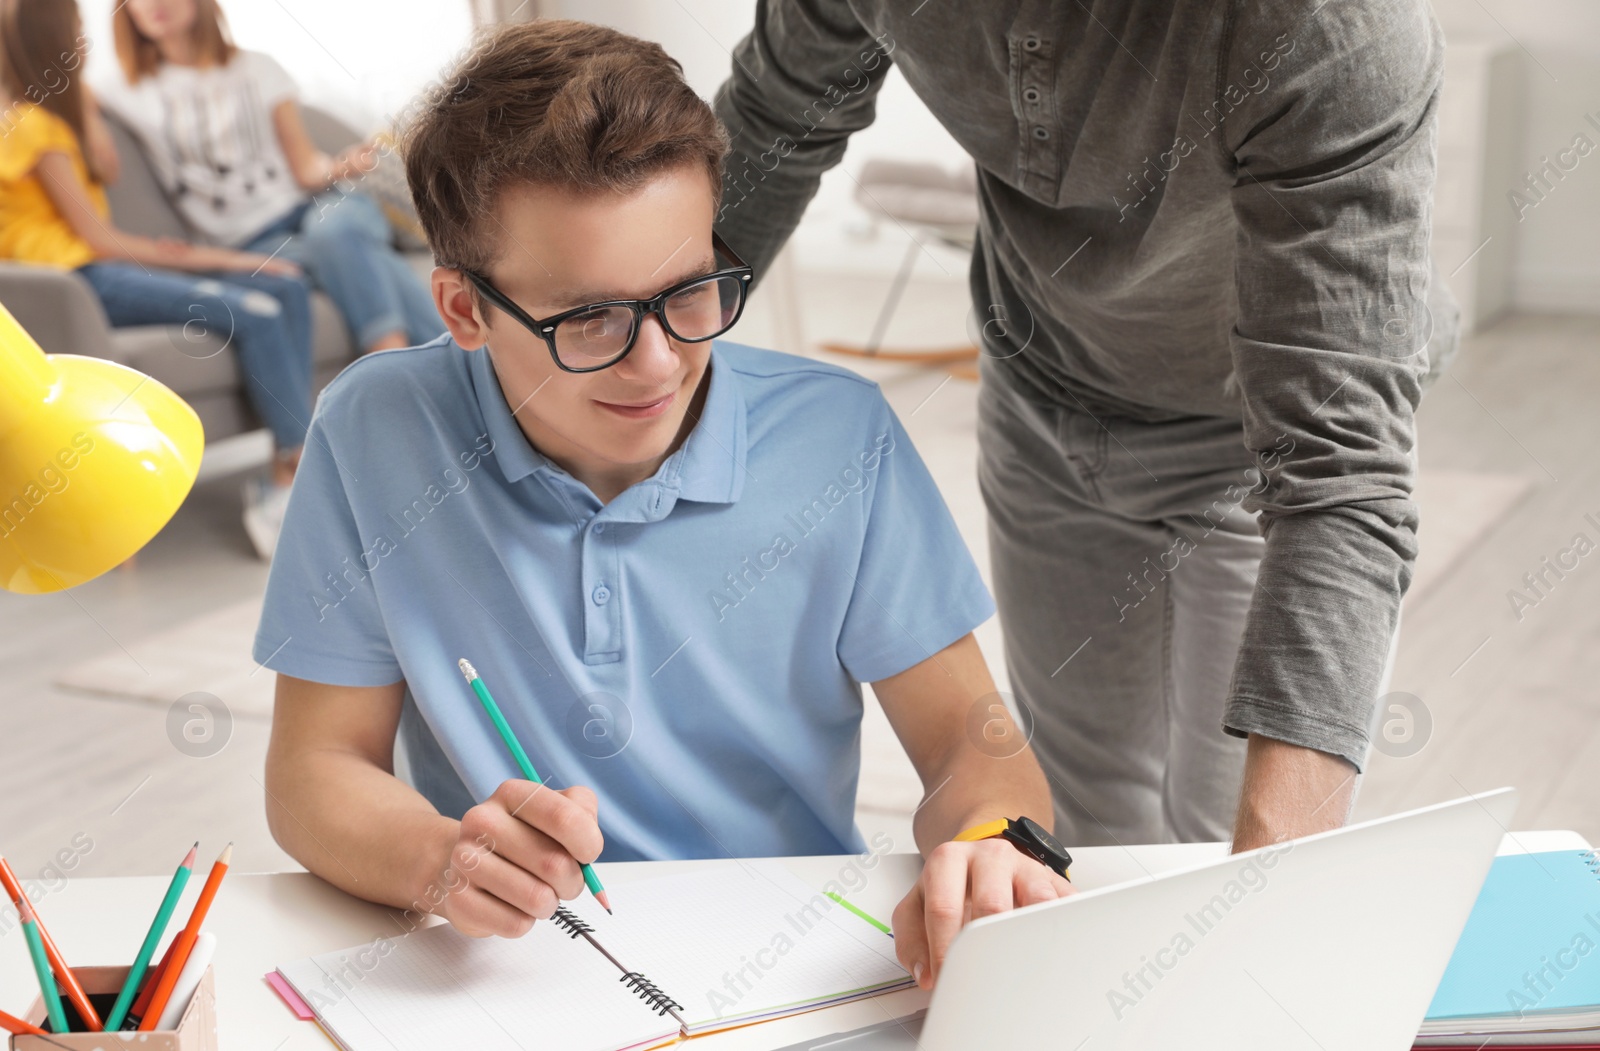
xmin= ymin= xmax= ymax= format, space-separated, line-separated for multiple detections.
xmin=0 ymin=856 xmax=102 ymax=1030
xmin=17 ymin=898 xmax=69 ymax=1034
xmin=457 ymin=659 xmax=612 ymax=914
xmin=129 ymin=939 xmax=177 ymax=1021
xmin=137 ymin=844 xmax=231 ymax=1031
xmin=0 ymin=1007 xmax=45 ymax=1037
xmin=104 ymin=843 xmax=196 ymax=1031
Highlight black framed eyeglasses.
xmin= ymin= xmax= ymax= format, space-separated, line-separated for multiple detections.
xmin=465 ymin=231 xmax=754 ymax=374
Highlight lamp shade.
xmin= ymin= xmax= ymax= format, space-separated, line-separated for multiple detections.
xmin=0 ymin=303 xmax=203 ymax=594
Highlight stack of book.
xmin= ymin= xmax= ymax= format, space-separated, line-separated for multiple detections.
xmin=1416 ymin=849 xmax=1600 ymax=1049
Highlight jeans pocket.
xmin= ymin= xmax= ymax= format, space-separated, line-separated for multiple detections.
xmin=1056 ymin=404 xmax=1110 ymax=500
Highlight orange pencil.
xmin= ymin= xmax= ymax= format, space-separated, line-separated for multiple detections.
xmin=0 ymin=856 xmax=102 ymax=1031
xmin=129 ymin=940 xmax=178 ymax=1019
xmin=0 ymin=1007 xmax=46 ymax=1036
xmin=135 ymin=844 xmax=231 ymax=1031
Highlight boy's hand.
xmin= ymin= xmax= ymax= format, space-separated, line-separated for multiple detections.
xmin=891 ymin=837 xmax=1075 ymax=988
xmin=434 ymin=780 xmax=604 ymax=937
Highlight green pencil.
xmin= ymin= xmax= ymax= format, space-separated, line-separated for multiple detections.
xmin=104 ymin=843 xmax=195 ymax=1030
xmin=17 ymin=898 xmax=69 ymax=1033
xmin=457 ymin=659 xmax=612 ymax=914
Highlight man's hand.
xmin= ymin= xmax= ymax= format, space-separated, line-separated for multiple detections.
xmin=891 ymin=838 xmax=1075 ymax=989
xmin=430 ymin=780 xmax=604 ymax=938
xmin=1231 ymin=734 xmax=1359 ymax=853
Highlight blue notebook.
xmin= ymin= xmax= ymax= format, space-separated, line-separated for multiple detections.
xmin=1423 ymin=849 xmax=1600 ymax=1032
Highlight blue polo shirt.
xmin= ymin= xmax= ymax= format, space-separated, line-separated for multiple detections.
xmin=253 ymin=335 xmax=994 ymax=861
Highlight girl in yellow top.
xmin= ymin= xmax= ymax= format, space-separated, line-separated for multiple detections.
xmin=0 ymin=0 xmax=312 ymax=558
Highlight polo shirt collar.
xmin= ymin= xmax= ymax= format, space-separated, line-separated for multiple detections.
xmin=671 ymin=343 xmax=747 ymax=506
xmin=468 ymin=343 xmax=553 ymax=485
xmin=466 ymin=340 xmax=746 ymax=507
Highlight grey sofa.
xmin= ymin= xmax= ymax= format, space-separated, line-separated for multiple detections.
xmin=0 ymin=108 xmax=433 ymax=443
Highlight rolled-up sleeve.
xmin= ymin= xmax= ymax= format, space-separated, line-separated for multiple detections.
xmin=711 ymin=0 xmax=894 ymax=282
xmin=1219 ymin=1 xmax=1446 ymax=769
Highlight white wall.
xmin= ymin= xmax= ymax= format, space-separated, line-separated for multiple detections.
xmin=1432 ymin=1 xmax=1600 ymax=314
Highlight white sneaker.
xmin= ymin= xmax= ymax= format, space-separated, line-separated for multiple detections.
xmin=242 ymin=475 xmax=293 ymax=560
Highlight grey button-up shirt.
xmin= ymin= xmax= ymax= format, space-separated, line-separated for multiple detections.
xmin=711 ymin=0 xmax=1459 ymax=770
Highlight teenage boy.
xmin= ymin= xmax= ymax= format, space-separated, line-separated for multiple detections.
xmin=256 ymin=19 xmax=1072 ymax=990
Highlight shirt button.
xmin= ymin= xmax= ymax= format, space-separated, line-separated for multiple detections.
xmin=593 ymin=522 xmax=606 ymax=534
xmin=1023 ymin=35 xmax=1041 ymax=51
xmin=1023 ymin=86 xmax=1041 ymax=104
xmin=1033 ymin=126 xmax=1050 ymax=140
xmin=592 ymin=585 xmax=611 ymax=605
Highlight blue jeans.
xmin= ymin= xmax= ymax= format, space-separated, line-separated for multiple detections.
xmin=77 ymin=263 xmax=313 ymax=450
xmin=241 ymin=191 xmax=442 ymax=350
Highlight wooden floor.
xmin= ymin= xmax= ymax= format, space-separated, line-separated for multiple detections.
xmin=1 ymin=308 xmax=1596 ymax=883
xmin=1349 ymin=314 xmax=1600 ymax=835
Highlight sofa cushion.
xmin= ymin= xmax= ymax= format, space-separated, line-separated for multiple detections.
xmin=102 ymin=290 xmax=354 ymax=400
xmin=101 ymin=112 xmax=191 ymax=240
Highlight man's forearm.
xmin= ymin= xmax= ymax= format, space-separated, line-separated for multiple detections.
xmin=264 ymin=747 xmax=457 ymax=912
xmin=1230 ymin=734 xmax=1358 ymax=852
xmin=710 ymin=2 xmax=893 ymax=281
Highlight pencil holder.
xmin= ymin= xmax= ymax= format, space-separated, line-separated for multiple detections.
xmin=8 ymin=965 xmax=218 ymax=1051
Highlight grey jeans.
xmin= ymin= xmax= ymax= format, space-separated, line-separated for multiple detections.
xmin=976 ymin=367 xmax=1403 ymax=846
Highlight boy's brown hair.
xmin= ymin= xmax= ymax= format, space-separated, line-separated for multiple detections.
xmin=403 ymin=19 xmax=730 ymax=277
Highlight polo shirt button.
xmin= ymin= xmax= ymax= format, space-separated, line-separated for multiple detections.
xmin=593 ymin=522 xmax=606 ymax=534
xmin=592 ymin=585 xmax=611 ymax=605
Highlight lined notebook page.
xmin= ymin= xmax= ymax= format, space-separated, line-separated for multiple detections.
xmin=564 ymin=859 xmax=912 ymax=1032
xmin=276 ymin=918 xmax=678 ymax=1051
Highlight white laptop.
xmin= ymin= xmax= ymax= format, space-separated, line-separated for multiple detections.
xmin=779 ymin=789 xmax=1517 ymax=1051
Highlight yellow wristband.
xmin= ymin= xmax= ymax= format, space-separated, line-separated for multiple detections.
xmin=953 ymin=817 xmax=1011 ymax=842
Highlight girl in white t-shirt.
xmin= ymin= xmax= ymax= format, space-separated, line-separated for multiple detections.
xmin=97 ymin=0 xmax=441 ymax=355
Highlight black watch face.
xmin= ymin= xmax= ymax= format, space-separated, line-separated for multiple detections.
xmin=1018 ymin=816 xmax=1067 ymax=858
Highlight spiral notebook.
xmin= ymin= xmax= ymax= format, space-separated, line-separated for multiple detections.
xmin=275 ymin=860 xmax=913 ymax=1051
xmin=1415 ymin=849 xmax=1600 ymax=1044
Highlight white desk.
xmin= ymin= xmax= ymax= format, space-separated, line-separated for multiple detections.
xmin=3 ymin=832 xmax=1587 ymax=1050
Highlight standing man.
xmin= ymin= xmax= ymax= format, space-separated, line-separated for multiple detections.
xmin=712 ymin=0 xmax=1458 ymax=851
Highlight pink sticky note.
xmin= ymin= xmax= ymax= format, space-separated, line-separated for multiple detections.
xmin=264 ymin=971 xmax=316 ymax=1020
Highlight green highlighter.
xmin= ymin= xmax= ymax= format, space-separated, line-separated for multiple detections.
xmin=104 ymin=843 xmax=195 ymax=1031
xmin=458 ymin=659 xmax=613 ymax=914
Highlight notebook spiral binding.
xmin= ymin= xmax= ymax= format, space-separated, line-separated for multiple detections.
xmin=551 ymin=907 xmax=596 ymax=939
xmin=1580 ymin=850 xmax=1600 ymax=876
xmin=620 ymin=972 xmax=684 ymax=1016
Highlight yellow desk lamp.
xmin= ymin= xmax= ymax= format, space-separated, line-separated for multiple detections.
xmin=0 ymin=302 xmax=203 ymax=594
